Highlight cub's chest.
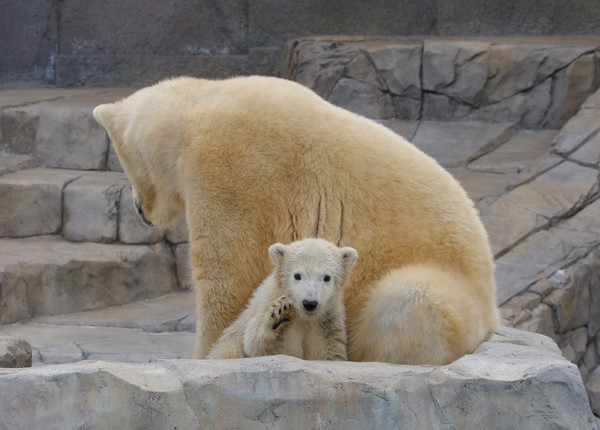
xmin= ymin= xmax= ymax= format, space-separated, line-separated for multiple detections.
xmin=281 ymin=319 xmax=327 ymax=360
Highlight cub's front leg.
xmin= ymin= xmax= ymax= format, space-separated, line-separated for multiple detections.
xmin=243 ymin=296 xmax=295 ymax=357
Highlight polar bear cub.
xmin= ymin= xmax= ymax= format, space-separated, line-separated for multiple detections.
xmin=208 ymin=238 xmax=358 ymax=360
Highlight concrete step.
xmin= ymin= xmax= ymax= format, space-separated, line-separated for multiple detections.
xmin=0 ymin=167 xmax=182 ymax=244
xmin=0 ymin=236 xmax=181 ymax=324
xmin=0 ymin=292 xmax=196 ymax=365
xmin=1 ymin=88 xmax=134 ymax=170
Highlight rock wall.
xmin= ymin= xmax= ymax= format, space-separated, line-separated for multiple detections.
xmin=3 ymin=1 xmax=600 ymax=86
xmin=280 ymin=36 xmax=600 ymax=129
xmin=0 ymin=328 xmax=596 ymax=430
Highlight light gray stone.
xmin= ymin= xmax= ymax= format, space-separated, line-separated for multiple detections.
xmin=1 ymin=104 xmax=40 ymax=154
xmin=411 ymin=121 xmax=513 ymax=168
xmin=468 ymin=129 xmax=558 ymax=174
xmin=106 ymin=142 xmax=124 ymax=171
xmin=516 ymin=303 xmax=557 ymax=341
xmin=328 ymin=78 xmax=396 ymax=119
xmin=0 ymin=334 xmax=31 ymax=368
xmin=546 ymin=267 xmax=591 ymax=334
xmin=62 ymin=171 xmax=129 ymax=242
xmin=378 ymin=120 xmax=419 ymax=140
xmin=589 ymin=367 xmax=600 ymax=416
xmin=495 ymin=199 xmax=600 ymax=304
xmin=0 ymin=153 xmax=37 ymax=175
xmin=570 ymin=131 xmax=600 ymax=166
xmin=479 ymin=161 xmax=598 ymax=255
xmin=449 ymin=169 xmax=519 ymax=201
xmin=0 ymin=168 xmax=83 ymax=237
xmin=582 ymin=88 xmax=600 ymax=109
xmin=33 ymin=291 xmax=195 ymax=333
xmin=547 ymin=53 xmax=599 ymax=128
xmin=0 ymin=327 xmax=595 ymax=429
xmin=366 ymin=41 xmax=422 ymax=99
xmin=0 ymin=237 xmax=178 ymax=324
xmin=553 ymin=108 xmax=600 ymax=155
xmin=560 ymin=327 xmax=589 ymax=364
xmin=118 ymin=185 xmax=164 ymax=244
xmin=34 ymin=102 xmax=109 ymax=169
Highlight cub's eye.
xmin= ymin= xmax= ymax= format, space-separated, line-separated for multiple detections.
xmin=294 ymin=273 xmax=301 ymax=281
xmin=324 ymin=275 xmax=331 ymax=282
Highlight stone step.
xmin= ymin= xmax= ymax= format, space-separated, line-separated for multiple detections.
xmin=0 ymin=167 xmax=175 ymax=244
xmin=0 ymin=291 xmax=196 ymax=365
xmin=0 ymin=236 xmax=180 ymax=324
xmin=1 ymin=88 xmax=134 ymax=170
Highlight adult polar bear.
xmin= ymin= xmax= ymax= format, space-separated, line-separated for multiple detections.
xmin=93 ymin=76 xmax=498 ymax=365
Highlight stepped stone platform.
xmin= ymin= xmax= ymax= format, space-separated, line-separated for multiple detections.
xmin=1 ymin=36 xmax=600 ymax=427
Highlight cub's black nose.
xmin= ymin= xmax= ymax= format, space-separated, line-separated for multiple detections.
xmin=302 ymin=300 xmax=319 ymax=312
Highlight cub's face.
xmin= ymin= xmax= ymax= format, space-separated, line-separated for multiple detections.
xmin=269 ymin=239 xmax=358 ymax=318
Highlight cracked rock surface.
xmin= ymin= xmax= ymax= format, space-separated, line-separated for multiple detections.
xmin=0 ymin=327 xmax=596 ymax=430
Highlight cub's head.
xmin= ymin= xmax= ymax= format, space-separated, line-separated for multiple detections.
xmin=269 ymin=238 xmax=358 ymax=318
xmin=93 ymin=77 xmax=203 ymax=229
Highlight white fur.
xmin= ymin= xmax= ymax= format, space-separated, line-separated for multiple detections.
xmin=208 ymin=239 xmax=357 ymax=360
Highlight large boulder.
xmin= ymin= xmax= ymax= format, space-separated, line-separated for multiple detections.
xmin=0 ymin=327 xmax=595 ymax=429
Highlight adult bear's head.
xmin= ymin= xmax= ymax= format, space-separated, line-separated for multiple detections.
xmin=93 ymin=78 xmax=204 ymax=229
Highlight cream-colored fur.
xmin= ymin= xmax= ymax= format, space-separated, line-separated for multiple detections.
xmin=207 ymin=238 xmax=357 ymax=360
xmin=93 ymin=75 xmax=499 ymax=365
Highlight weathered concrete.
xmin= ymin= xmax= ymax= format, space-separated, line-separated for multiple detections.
xmin=0 ymin=334 xmax=31 ymax=368
xmin=0 ymin=236 xmax=178 ymax=323
xmin=0 ymin=327 xmax=595 ymax=430
xmin=282 ymin=36 xmax=600 ymax=129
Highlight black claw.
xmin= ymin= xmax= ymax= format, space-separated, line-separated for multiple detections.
xmin=278 ymin=308 xmax=281 ymax=315
xmin=270 ymin=312 xmax=274 ymax=319
xmin=272 ymin=317 xmax=290 ymax=331
xmin=283 ymin=304 xmax=287 ymax=310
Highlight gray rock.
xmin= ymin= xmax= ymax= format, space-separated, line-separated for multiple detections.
xmin=559 ymin=327 xmax=589 ymax=364
xmin=0 ymin=153 xmax=38 ymax=175
xmin=0 ymin=168 xmax=83 ymax=237
xmin=0 ymin=237 xmax=178 ymax=324
xmin=0 ymin=327 xmax=595 ymax=429
xmin=553 ymin=108 xmax=600 ymax=155
xmin=34 ymin=102 xmax=109 ymax=169
xmin=366 ymin=41 xmax=422 ymax=99
xmin=1 ymin=105 xmax=40 ymax=154
xmin=479 ymin=160 xmax=598 ymax=255
xmin=495 ymin=199 xmax=600 ymax=304
xmin=411 ymin=121 xmax=513 ymax=168
xmin=0 ymin=334 xmax=31 ymax=368
xmin=570 ymin=131 xmax=600 ymax=166
xmin=62 ymin=171 xmax=129 ymax=243
xmin=328 ymin=78 xmax=396 ymax=119
xmin=588 ymin=367 xmax=600 ymax=416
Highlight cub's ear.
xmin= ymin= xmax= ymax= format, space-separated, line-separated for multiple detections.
xmin=268 ymin=243 xmax=287 ymax=265
xmin=93 ymin=103 xmax=119 ymax=135
xmin=341 ymin=247 xmax=358 ymax=268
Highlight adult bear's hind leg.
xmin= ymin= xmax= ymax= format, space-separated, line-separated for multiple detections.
xmin=347 ymin=265 xmax=497 ymax=365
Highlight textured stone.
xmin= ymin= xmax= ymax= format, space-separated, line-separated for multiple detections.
xmin=479 ymin=161 xmax=598 ymax=255
xmin=468 ymin=129 xmax=558 ymax=174
xmin=570 ymin=131 xmax=600 ymax=166
xmin=34 ymin=102 xmax=109 ymax=169
xmin=411 ymin=121 xmax=513 ymax=168
xmin=328 ymin=78 xmax=396 ymax=119
xmin=378 ymin=120 xmax=419 ymax=140
xmin=589 ymin=367 xmax=600 ymax=416
xmin=0 ymin=237 xmax=178 ymax=324
xmin=366 ymin=41 xmax=422 ymax=99
xmin=0 ymin=168 xmax=83 ymax=237
xmin=0 ymin=327 xmax=595 ymax=429
xmin=0 ymin=334 xmax=31 ymax=368
xmin=33 ymin=291 xmax=195 ymax=334
xmin=62 ymin=171 xmax=129 ymax=242
xmin=449 ymin=169 xmax=519 ymax=201
xmin=560 ymin=327 xmax=589 ymax=363
xmin=0 ymin=153 xmax=37 ymax=175
xmin=553 ymin=108 xmax=600 ymax=155
xmin=515 ymin=303 xmax=557 ymax=341
xmin=546 ymin=267 xmax=591 ymax=334
xmin=1 ymin=104 xmax=40 ymax=154
xmin=118 ymin=185 xmax=164 ymax=244
xmin=495 ymin=199 xmax=600 ymax=303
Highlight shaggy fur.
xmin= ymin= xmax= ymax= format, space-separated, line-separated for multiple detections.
xmin=207 ymin=238 xmax=357 ymax=360
xmin=93 ymin=76 xmax=499 ymax=365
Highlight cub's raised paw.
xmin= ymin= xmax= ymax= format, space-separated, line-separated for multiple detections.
xmin=270 ymin=296 xmax=294 ymax=331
